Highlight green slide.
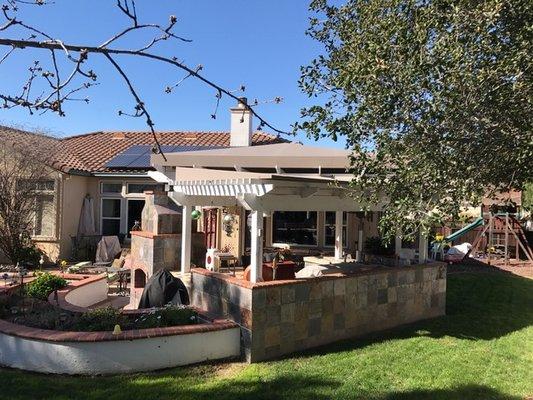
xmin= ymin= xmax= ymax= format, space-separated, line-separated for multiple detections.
xmin=445 ymin=216 xmax=484 ymax=243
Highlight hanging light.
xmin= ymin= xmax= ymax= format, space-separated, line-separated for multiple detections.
xmin=222 ymin=213 xmax=235 ymax=237
xmin=191 ymin=209 xmax=202 ymax=220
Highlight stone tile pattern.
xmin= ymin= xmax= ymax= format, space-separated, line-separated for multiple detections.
xmin=0 ymin=314 xmax=237 ymax=342
xmin=192 ymin=263 xmax=446 ymax=362
xmin=131 ymin=233 xmax=182 ymax=275
xmin=141 ymin=191 xmax=182 ymax=235
xmin=192 ymin=271 xmax=254 ymax=359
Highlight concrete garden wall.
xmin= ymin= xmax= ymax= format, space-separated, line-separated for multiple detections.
xmin=192 ymin=262 xmax=447 ymax=362
xmin=1 ymin=272 xmax=240 ymax=374
xmin=0 ymin=319 xmax=240 ymax=374
xmin=64 ymin=276 xmax=108 ymax=308
xmin=47 ymin=273 xmax=108 ymax=312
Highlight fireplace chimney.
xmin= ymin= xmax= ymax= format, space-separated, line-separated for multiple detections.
xmin=230 ymin=97 xmax=253 ymax=147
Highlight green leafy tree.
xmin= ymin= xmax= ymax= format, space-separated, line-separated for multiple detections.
xmin=298 ymin=0 xmax=533 ymax=240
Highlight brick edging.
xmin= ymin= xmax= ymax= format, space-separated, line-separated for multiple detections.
xmin=0 ymin=317 xmax=238 ymax=343
xmin=47 ymin=273 xmax=108 ymax=313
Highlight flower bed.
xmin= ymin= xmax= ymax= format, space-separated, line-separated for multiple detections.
xmin=0 ymin=272 xmax=241 ymax=374
xmin=0 ymin=314 xmax=240 ymax=374
xmin=0 ymin=273 xmax=198 ymax=332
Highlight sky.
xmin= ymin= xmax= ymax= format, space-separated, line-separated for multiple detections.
xmin=0 ymin=1 xmax=346 ymax=148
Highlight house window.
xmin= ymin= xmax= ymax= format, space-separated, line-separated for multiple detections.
xmin=34 ymin=194 xmax=56 ymax=237
xmin=324 ymin=211 xmax=347 ymax=247
xmin=22 ymin=179 xmax=57 ymax=238
xmin=272 ymin=211 xmax=318 ymax=246
xmin=126 ymin=183 xmax=163 ymax=194
xmin=101 ymin=183 xmax=122 ymax=195
xmin=102 ymin=198 xmax=121 ymax=235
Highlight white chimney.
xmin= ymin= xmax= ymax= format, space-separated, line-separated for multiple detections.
xmin=230 ymin=97 xmax=253 ymax=147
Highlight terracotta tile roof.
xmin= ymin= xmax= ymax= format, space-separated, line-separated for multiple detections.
xmin=0 ymin=125 xmax=88 ymax=173
xmin=0 ymin=127 xmax=288 ymax=174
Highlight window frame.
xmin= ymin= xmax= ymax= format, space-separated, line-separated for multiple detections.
xmin=271 ymin=211 xmax=319 ymax=247
xmin=323 ymin=211 xmax=348 ymax=248
xmin=30 ymin=179 xmax=58 ymax=240
xmin=98 ymin=180 xmax=160 ymax=237
xmin=100 ymin=197 xmax=123 ymax=236
xmin=100 ymin=181 xmax=124 ymax=196
xmin=126 ymin=182 xmax=163 ymax=195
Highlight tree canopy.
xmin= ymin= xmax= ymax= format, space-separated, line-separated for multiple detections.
xmin=298 ymin=0 xmax=532 ymax=239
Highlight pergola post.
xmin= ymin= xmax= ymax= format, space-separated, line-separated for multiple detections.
xmin=395 ymin=235 xmax=402 ymax=255
xmin=250 ymin=210 xmax=264 ymax=283
xmin=356 ymin=229 xmax=364 ymax=262
xmin=334 ymin=211 xmax=344 ymax=260
xmin=181 ymin=204 xmax=192 ymax=274
xmin=418 ymin=232 xmax=428 ymax=264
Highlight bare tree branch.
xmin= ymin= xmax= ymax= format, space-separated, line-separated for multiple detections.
xmin=0 ymin=0 xmax=290 ymax=156
xmin=104 ymin=52 xmax=167 ymax=161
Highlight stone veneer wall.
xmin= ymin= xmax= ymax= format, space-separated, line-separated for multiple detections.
xmin=191 ymin=262 xmax=446 ymax=362
xmin=129 ymin=231 xmax=205 ymax=308
xmin=130 ymin=231 xmax=182 ymax=274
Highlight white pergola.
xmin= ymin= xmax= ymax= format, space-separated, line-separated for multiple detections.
xmin=150 ymin=167 xmax=382 ymax=282
xmin=149 ymin=142 xmax=429 ymax=282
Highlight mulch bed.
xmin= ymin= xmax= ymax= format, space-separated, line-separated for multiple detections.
xmin=447 ymin=259 xmax=533 ymax=279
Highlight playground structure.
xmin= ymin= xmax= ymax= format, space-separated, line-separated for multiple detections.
xmin=441 ymin=212 xmax=533 ymax=266
xmin=469 ymin=213 xmax=533 ymax=266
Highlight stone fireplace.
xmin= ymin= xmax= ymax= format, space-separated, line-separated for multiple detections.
xmin=128 ymin=191 xmax=182 ymax=308
xmin=127 ymin=191 xmax=207 ymax=309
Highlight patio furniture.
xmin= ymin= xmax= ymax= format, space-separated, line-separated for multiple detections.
xmin=117 ymin=268 xmax=131 ymax=296
xmin=95 ymin=236 xmax=122 ymax=263
xmin=70 ymin=235 xmax=101 ymax=261
xmin=297 ymin=256 xmax=361 ymax=278
xmin=243 ymin=261 xmax=296 ymax=282
xmin=215 ymin=253 xmax=239 ymax=276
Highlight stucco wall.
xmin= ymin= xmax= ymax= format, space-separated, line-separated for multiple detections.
xmin=192 ymin=262 xmax=446 ymax=362
xmin=0 ymin=323 xmax=240 ymax=374
xmin=58 ymin=174 xmax=92 ymax=259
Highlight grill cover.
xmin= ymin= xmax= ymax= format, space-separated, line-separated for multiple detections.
xmin=138 ymin=269 xmax=189 ymax=308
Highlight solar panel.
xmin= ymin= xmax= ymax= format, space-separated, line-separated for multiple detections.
xmin=105 ymin=155 xmax=142 ymax=168
xmin=104 ymin=144 xmax=224 ymax=169
xmin=125 ymin=154 xmax=151 ymax=168
xmin=121 ymin=145 xmax=152 ymax=155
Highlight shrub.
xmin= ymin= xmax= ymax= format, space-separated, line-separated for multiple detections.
xmin=25 ymin=272 xmax=67 ymax=300
xmin=19 ymin=308 xmax=73 ymax=330
xmin=135 ymin=306 xmax=197 ymax=329
xmin=74 ymin=307 xmax=127 ymax=332
xmin=15 ymin=245 xmax=44 ymax=268
xmin=364 ymin=236 xmax=394 ymax=256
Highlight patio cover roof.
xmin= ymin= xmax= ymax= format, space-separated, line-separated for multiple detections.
xmin=149 ymin=166 xmax=381 ymax=212
xmin=152 ymin=142 xmax=352 ymax=170
xmin=149 ymin=142 xmax=386 ymax=281
xmin=148 ymin=143 xmax=383 ymax=212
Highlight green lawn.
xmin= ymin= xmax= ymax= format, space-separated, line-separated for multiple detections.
xmin=1 ymin=272 xmax=532 ymax=400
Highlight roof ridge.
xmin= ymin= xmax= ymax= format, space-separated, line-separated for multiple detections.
xmin=0 ymin=125 xmax=90 ymax=173
xmin=0 ymin=125 xmax=61 ymax=141
xmin=59 ymin=130 xmax=281 ymax=141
